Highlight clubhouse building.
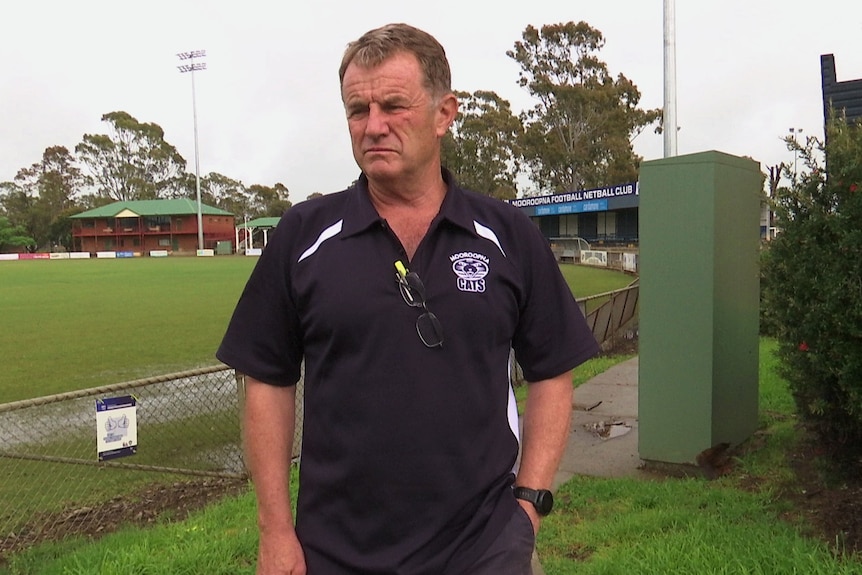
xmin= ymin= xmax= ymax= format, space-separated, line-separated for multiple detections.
xmin=70 ymin=199 xmax=235 ymax=255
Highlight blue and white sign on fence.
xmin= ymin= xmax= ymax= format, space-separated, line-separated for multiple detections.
xmin=509 ymin=182 xmax=638 ymax=217
xmin=96 ymin=395 xmax=138 ymax=461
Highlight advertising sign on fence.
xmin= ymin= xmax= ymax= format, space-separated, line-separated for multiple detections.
xmin=96 ymin=395 xmax=138 ymax=461
xmin=623 ymin=252 xmax=638 ymax=273
xmin=581 ymin=250 xmax=609 ymax=267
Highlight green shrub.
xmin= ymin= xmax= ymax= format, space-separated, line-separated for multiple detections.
xmin=762 ymin=115 xmax=862 ymax=460
xmin=759 ymin=248 xmax=780 ymax=337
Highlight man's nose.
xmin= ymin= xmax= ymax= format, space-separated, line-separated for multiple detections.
xmin=366 ymin=104 xmax=389 ymax=136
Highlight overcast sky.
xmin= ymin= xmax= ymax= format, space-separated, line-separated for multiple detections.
xmin=2 ymin=1 xmax=861 ymax=202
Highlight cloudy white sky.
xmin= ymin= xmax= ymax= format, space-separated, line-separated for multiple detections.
xmin=1 ymin=1 xmax=860 ymax=202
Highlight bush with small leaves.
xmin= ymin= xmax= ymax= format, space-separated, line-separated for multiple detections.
xmin=763 ymin=114 xmax=862 ymax=461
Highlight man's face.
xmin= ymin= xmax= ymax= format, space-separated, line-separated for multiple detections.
xmin=341 ymin=51 xmax=455 ymax=186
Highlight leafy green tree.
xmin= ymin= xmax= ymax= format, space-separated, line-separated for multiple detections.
xmin=249 ymin=183 xmax=291 ymax=217
xmin=170 ymin=172 xmax=198 ymax=202
xmin=507 ymin=22 xmax=661 ymax=194
xmin=75 ymin=111 xmax=186 ymax=201
xmin=201 ymin=172 xmax=248 ymax=217
xmin=8 ymin=146 xmax=88 ymax=249
xmin=442 ymin=90 xmax=522 ymax=200
xmin=0 ymin=181 xmax=32 ymax=232
xmin=0 ymin=216 xmax=35 ymax=252
xmin=762 ymin=115 xmax=862 ymax=461
xmin=0 ymin=180 xmax=49 ymax=251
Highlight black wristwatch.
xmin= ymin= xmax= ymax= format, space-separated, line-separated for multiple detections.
xmin=513 ymin=486 xmax=554 ymax=516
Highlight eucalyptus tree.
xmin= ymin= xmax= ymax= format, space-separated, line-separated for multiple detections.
xmin=442 ymin=90 xmax=522 ymax=200
xmin=1 ymin=146 xmax=87 ymax=249
xmin=204 ymin=172 xmax=251 ymax=217
xmin=248 ymin=183 xmax=291 ymax=217
xmin=75 ymin=111 xmax=186 ymax=201
xmin=508 ymin=21 xmax=661 ymax=193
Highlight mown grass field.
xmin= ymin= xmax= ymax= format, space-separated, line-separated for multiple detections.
xmin=0 ymin=257 xmax=257 ymax=403
xmin=0 ymin=257 xmax=631 ymax=404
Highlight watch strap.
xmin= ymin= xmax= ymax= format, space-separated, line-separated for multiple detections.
xmin=513 ymin=486 xmax=553 ymax=516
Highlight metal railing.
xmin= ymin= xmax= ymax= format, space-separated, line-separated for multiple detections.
xmin=580 ymin=279 xmax=640 ymax=351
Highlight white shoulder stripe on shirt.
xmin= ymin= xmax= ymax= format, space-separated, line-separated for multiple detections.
xmin=473 ymin=220 xmax=506 ymax=257
xmin=297 ymin=219 xmax=344 ymax=263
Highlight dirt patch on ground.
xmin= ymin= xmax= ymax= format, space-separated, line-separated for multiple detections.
xmin=0 ymin=477 xmax=248 ymax=562
xmin=780 ymin=434 xmax=862 ymax=557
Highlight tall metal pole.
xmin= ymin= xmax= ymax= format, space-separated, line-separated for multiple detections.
xmin=663 ymin=0 xmax=678 ymax=157
xmin=177 ymin=50 xmax=206 ymax=252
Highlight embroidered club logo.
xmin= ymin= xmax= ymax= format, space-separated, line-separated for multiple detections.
xmin=450 ymin=252 xmax=489 ymax=293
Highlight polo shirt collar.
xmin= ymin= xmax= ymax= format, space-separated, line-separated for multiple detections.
xmin=435 ymin=169 xmax=478 ymax=235
xmin=339 ymin=174 xmax=386 ymax=238
xmin=339 ymin=169 xmax=477 ymax=239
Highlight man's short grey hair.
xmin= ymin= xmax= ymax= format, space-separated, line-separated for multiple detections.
xmin=339 ymin=23 xmax=452 ymax=99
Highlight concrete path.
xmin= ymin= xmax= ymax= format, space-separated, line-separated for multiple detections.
xmin=530 ymin=356 xmax=642 ymax=574
xmin=556 ymin=356 xmax=644 ymax=486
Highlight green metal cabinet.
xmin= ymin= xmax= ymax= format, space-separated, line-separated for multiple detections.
xmin=638 ymin=151 xmax=761 ymax=464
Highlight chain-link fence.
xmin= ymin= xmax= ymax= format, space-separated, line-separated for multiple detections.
xmin=0 ymin=365 xmax=250 ymax=558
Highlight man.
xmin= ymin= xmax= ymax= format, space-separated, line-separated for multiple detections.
xmin=217 ymin=23 xmax=599 ymax=574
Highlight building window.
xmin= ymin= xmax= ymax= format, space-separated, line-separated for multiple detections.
xmin=145 ymin=216 xmax=170 ymax=232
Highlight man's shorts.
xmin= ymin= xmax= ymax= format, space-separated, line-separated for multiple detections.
xmin=463 ymin=504 xmax=536 ymax=575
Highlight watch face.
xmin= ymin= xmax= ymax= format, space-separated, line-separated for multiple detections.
xmin=514 ymin=487 xmax=554 ymax=516
xmin=536 ymin=490 xmax=554 ymax=515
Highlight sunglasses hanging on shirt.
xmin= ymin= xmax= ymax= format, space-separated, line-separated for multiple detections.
xmin=394 ymin=261 xmax=444 ymax=348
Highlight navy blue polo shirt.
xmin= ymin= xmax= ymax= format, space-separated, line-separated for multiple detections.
xmin=217 ymin=171 xmax=599 ymax=574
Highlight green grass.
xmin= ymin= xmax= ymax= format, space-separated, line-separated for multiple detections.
xmin=2 ymin=489 xmax=262 ymax=575
xmin=0 ymin=257 xmax=257 ymax=403
xmin=535 ymin=338 xmax=862 ymax=574
xmin=540 ymin=474 xmax=857 ymax=575
xmin=0 ymin=259 xmax=628 ymax=404
xmin=1 ymin=467 xmax=299 ymax=575
xmin=7 ymin=339 xmax=862 ymax=574
xmin=559 ymin=264 xmax=635 ymax=297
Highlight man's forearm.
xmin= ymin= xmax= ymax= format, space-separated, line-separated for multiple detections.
xmin=243 ymin=378 xmax=297 ymax=532
xmin=516 ymin=370 xmax=573 ymax=491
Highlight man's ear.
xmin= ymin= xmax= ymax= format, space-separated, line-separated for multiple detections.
xmin=436 ymin=92 xmax=459 ymax=136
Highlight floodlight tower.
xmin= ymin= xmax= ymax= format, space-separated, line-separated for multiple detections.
xmin=177 ymin=49 xmax=207 ymax=252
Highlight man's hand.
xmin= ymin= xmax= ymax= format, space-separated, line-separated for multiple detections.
xmin=257 ymin=528 xmax=307 ymax=575
xmin=517 ymin=498 xmax=541 ymax=536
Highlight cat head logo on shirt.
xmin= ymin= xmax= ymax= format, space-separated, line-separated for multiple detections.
xmin=449 ymin=252 xmax=489 ymax=293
